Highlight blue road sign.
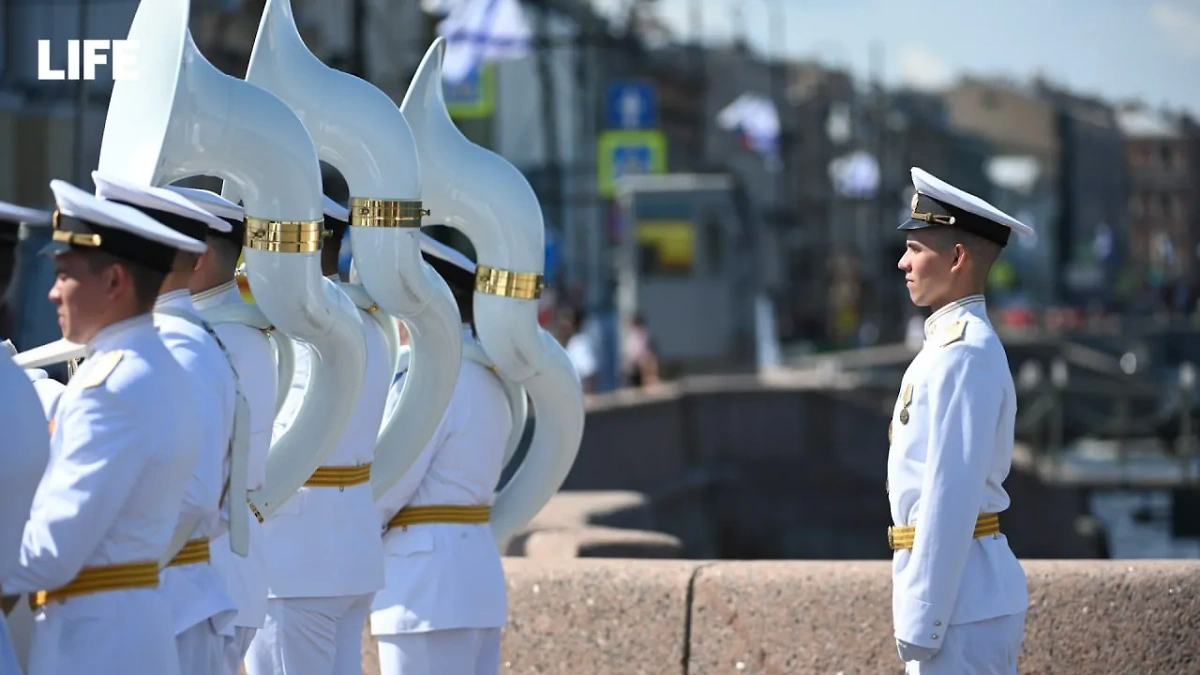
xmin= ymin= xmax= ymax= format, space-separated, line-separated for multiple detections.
xmin=443 ymin=63 xmax=495 ymax=118
xmin=604 ymin=80 xmax=657 ymax=129
xmin=544 ymin=229 xmax=562 ymax=284
xmin=597 ymin=129 xmax=667 ymax=197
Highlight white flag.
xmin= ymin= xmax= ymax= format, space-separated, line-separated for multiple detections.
xmin=716 ymin=93 xmax=782 ymax=171
xmin=436 ymin=0 xmax=532 ymax=84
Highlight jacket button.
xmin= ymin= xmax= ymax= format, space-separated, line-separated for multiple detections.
xmin=934 ymin=620 xmax=942 ymax=626
xmin=931 ymin=634 xmax=939 ymax=640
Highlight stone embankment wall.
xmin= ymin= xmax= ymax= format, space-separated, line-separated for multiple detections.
xmin=360 ymin=558 xmax=1199 ymax=674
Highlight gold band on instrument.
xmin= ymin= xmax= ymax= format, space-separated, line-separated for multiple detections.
xmin=475 ymin=265 xmax=545 ymax=300
xmin=348 ymin=198 xmax=428 ymax=228
xmin=243 ymin=217 xmax=324 ymax=253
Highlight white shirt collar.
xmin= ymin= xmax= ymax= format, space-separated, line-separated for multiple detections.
xmin=191 ymin=279 xmax=239 ymax=308
xmin=924 ymin=294 xmax=987 ymax=341
xmin=154 ymin=288 xmax=196 ymax=313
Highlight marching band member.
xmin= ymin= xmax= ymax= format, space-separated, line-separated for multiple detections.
xmin=888 ymin=168 xmax=1031 ymax=674
xmin=0 ymin=180 xmax=205 ymax=675
xmin=93 ymin=173 xmax=239 ymax=675
xmin=371 ymin=234 xmax=509 ymax=675
xmin=246 ymin=197 xmax=389 ymax=675
xmin=0 ymin=346 xmax=50 ymax=674
xmin=168 ymin=185 xmax=277 ymax=674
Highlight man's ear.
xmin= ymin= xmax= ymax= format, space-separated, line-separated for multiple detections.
xmin=950 ymin=243 xmax=968 ymax=272
xmin=104 ymin=263 xmax=125 ymax=299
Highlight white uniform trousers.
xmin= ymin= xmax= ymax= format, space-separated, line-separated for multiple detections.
xmin=376 ymin=628 xmax=501 ymax=675
xmin=176 ymin=621 xmax=225 ymax=675
xmin=221 ymin=626 xmax=256 ymax=675
xmin=904 ymin=612 xmax=1026 ymax=675
xmin=26 ymin=588 xmax=181 ymax=675
xmin=245 ymin=594 xmax=373 ymax=675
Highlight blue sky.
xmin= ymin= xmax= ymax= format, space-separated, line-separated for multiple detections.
xmin=591 ymin=0 xmax=1200 ymax=115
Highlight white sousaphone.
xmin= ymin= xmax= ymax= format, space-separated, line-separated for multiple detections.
xmin=401 ymin=39 xmax=586 ymax=543
xmin=240 ymin=0 xmax=463 ymax=495
xmin=97 ymin=0 xmax=367 ymax=520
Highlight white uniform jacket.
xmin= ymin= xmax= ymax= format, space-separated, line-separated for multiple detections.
xmin=0 ymin=352 xmax=51 ymax=674
xmin=23 ymin=369 xmax=66 ymax=421
xmin=888 ymin=295 xmax=1029 ymax=650
xmin=154 ymin=289 xmax=238 ymax=636
xmin=193 ymin=280 xmax=277 ymax=630
xmin=370 ymin=329 xmax=510 ymax=635
xmin=0 ymin=314 xmax=199 ymax=675
xmin=265 ymin=299 xmax=388 ymax=599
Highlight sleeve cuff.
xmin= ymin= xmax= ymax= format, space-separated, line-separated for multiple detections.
xmin=893 ymin=595 xmax=949 ymax=649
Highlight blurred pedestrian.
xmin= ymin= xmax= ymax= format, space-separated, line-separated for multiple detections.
xmin=621 ymin=313 xmax=658 ymax=388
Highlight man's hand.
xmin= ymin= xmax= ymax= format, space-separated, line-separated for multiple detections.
xmin=896 ymin=639 xmax=937 ymax=663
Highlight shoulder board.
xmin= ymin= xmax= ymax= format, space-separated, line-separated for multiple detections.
xmin=939 ymin=319 xmax=967 ymax=347
xmin=78 ymin=350 xmax=124 ymax=388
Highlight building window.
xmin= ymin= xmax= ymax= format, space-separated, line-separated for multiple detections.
xmin=1160 ymin=145 xmax=1174 ymax=171
xmin=1161 ymin=193 xmax=1174 ymax=220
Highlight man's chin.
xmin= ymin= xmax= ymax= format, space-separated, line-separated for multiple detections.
xmin=907 ymin=291 xmax=932 ymax=309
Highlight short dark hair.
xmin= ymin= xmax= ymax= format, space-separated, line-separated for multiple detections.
xmin=82 ymin=250 xmax=165 ymax=311
xmin=208 ymin=236 xmax=243 ymax=273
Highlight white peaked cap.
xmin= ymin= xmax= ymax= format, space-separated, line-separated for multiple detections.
xmin=47 ymin=179 xmax=206 ymax=256
xmin=903 ymin=167 xmax=1037 ymax=245
xmin=164 ymin=186 xmax=244 ymax=222
xmin=163 ymin=186 xmax=347 ymax=225
xmin=324 ymin=196 xmax=349 ymax=222
xmin=419 ymin=232 xmax=476 ymax=274
xmin=92 ymin=171 xmax=232 ymax=235
xmin=0 ymin=201 xmax=51 ymax=226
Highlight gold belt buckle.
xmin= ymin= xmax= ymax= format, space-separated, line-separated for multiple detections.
xmin=887 ymin=526 xmax=895 ymax=550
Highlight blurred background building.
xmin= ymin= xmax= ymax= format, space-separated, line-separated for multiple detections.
xmin=1 ymin=0 xmax=1199 ymax=391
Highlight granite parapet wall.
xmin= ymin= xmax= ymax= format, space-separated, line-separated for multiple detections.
xmin=490 ymin=558 xmax=1200 ymax=675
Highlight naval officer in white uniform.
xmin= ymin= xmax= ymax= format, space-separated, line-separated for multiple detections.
xmin=93 ymin=173 xmax=240 ymax=675
xmin=169 ymin=185 xmax=278 ymax=674
xmin=888 ymin=167 xmax=1031 ymax=674
xmin=371 ymin=234 xmax=509 ymax=675
xmin=0 ymin=202 xmax=67 ymax=417
xmin=0 ymin=340 xmax=51 ymax=674
xmin=246 ymin=197 xmax=388 ymax=675
xmin=0 ymin=179 xmax=205 ymax=675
